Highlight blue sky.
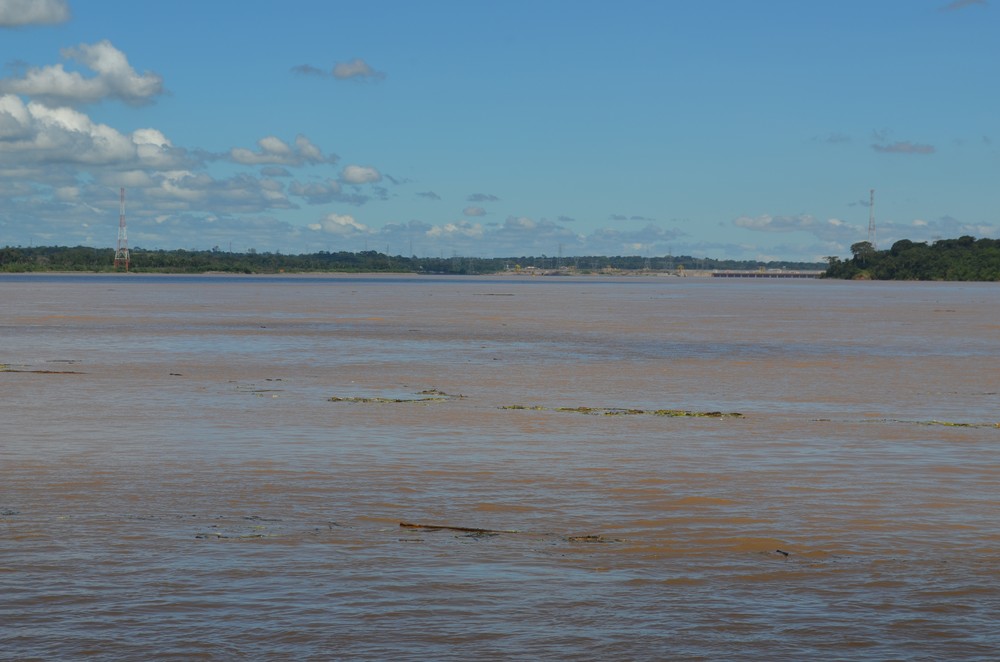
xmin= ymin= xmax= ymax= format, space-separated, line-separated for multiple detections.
xmin=1 ymin=0 xmax=997 ymax=261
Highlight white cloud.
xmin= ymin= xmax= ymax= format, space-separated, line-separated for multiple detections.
xmin=289 ymin=179 xmax=343 ymax=204
xmin=0 ymin=0 xmax=69 ymax=27
xmin=230 ymin=134 xmax=330 ymax=166
xmin=341 ymin=164 xmax=381 ymax=184
xmin=308 ymin=213 xmax=370 ymax=235
xmin=294 ymin=135 xmax=323 ymax=162
xmin=503 ymin=216 xmax=536 ymax=230
xmin=0 ymin=40 xmax=164 ymax=106
xmin=332 ymin=58 xmax=385 ymax=80
xmin=463 ymin=206 xmax=486 ymax=217
xmin=0 ymin=95 xmax=134 ymax=164
xmin=735 ymin=213 xmax=860 ymax=244
xmin=0 ymin=94 xmax=191 ymax=170
xmin=426 ymin=221 xmax=485 ymax=239
xmin=97 ymin=170 xmax=153 ymax=188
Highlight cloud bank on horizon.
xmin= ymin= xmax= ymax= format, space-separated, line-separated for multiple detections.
xmin=0 ymin=0 xmax=996 ymax=261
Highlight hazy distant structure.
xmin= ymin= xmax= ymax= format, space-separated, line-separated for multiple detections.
xmin=114 ymin=187 xmax=130 ymax=272
xmin=867 ymin=188 xmax=877 ymax=250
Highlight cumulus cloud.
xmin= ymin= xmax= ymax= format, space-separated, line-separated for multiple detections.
xmin=0 ymin=93 xmax=178 ymax=166
xmin=332 ymin=58 xmax=385 ymax=81
xmin=341 ymin=164 xmax=381 ymax=184
xmin=416 ymin=191 xmax=441 ymax=200
xmin=0 ymin=40 xmax=164 ymax=106
xmin=872 ymin=141 xmax=936 ymax=154
xmin=229 ymin=134 xmax=331 ymax=166
xmin=289 ymin=179 xmax=343 ymax=204
xmin=503 ymin=216 xmax=536 ymax=230
xmin=734 ymin=213 xmax=861 ymax=244
xmin=463 ymin=206 xmax=486 ymax=217
xmin=260 ymin=166 xmax=291 ymax=178
xmin=0 ymin=0 xmax=69 ymax=27
xmin=143 ymin=171 xmax=294 ymax=214
xmin=0 ymin=95 xmax=195 ymax=177
xmin=941 ymin=0 xmax=987 ymax=10
xmin=427 ymin=220 xmax=485 ymax=239
xmin=467 ymin=192 xmax=499 ymax=202
xmin=308 ymin=212 xmax=370 ymax=235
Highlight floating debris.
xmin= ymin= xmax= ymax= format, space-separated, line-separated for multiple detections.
xmin=841 ymin=418 xmax=1000 ymax=429
xmin=330 ymin=389 xmax=464 ymax=404
xmin=233 ymin=381 xmax=285 ymax=394
xmin=417 ymin=388 xmax=466 ymax=398
xmin=0 ymin=364 xmax=85 ymax=374
xmin=399 ymin=521 xmax=519 ymax=534
xmin=566 ymin=534 xmax=624 ymax=544
xmin=330 ymin=395 xmax=445 ymax=404
xmin=918 ymin=420 xmax=1000 ymax=429
xmin=500 ymin=405 xmax=743 ymax=418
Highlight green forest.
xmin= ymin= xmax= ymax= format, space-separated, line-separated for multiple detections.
xmin=5 ymin=238 xmax=998 ymax=279
xmin=0 ymin=245 xmax=822 ymax=275
xmin=824 ymin=236 xmax=1000 ymax=281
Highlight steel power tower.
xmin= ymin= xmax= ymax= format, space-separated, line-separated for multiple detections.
xmin=867 ymin=188 xmax=877 ymax=250
xmin=114 ymin=187 xmax=130 ymax=271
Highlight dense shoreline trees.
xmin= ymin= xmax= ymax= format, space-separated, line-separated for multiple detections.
xmin=823 ymin=236 xmax=1000 ymax=281
xmin=5 ymin=237 xmax=998 ymax=279
xmin=0 ymin=245 xmax=823 ymax=275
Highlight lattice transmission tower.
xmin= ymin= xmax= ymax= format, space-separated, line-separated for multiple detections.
xmin=867 ymin=188 xmax=877 ymax=250
xmin=114 ymin=187 xmax=130 ymax=271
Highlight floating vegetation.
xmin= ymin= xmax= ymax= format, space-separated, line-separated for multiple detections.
xmin=1 ymin=363 xmax=85 ymax=374
xmin=330 ymin=395 xmax=445 ymax=404
xmin=330 ymin=389 xmax=465 ymax=404
xmin=841 ymin=418 xmax=1000 ymax=429
xmin=399 ymin=522 xmax=626 ymax=544
xmin=916 ymin=419 xmax=1000 ymax=429
xmin=500 ymin=404 xmax=743 ymax=418
xmin=399 ymin=521 xmax=519 ymax=534
xmin=417 ymin=388 xmax=466 ymax=398
xmin=194 ymin=532 xmax=271 ymax=540
xmin=566 ymin=534 xmax=624 ymax=544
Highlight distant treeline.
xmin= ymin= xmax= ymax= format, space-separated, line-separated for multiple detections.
xmin=824 ymin=236 xmax=1000 ymax=281
xmin=0 ymin=245 xmax=824 ymax=275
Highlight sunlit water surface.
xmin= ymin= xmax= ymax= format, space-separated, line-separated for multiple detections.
xmin=2 ymin=274 xmax=998 ymax=660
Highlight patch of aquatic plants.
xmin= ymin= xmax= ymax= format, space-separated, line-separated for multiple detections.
xmin=329 ymin=389 xmax=466 ymax=404
xmin=499 ymin=404 xmax=744 ymax=418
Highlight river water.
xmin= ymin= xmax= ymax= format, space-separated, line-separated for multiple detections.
xmin=1 ymin=274 xmax=998 ymax=660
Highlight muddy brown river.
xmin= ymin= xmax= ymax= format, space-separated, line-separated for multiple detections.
xmin=2 ymin=274 xmax=998 ymax=660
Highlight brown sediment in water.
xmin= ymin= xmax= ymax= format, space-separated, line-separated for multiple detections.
xmin=2 ymin=275 xmax=999 ymax=659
